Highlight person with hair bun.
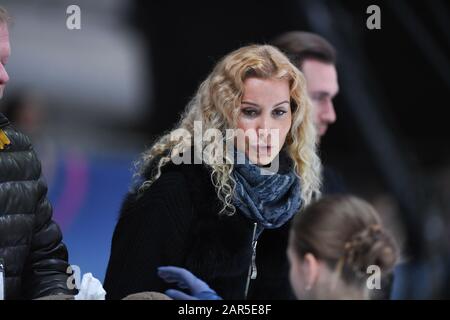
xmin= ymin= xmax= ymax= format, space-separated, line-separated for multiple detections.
xmin=288 ymin=195 xmax=398 ymax=299
xmin=158 ymin=195 xmax=398 ymax=300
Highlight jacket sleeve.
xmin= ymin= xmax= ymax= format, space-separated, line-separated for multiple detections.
xmin=103 ymin=171 xmax=194 ymax=300
xmin=22 ymin=176 xmax=75 ymax=299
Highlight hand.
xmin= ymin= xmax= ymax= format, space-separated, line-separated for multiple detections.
xmin=157 ymin=266 xmax=222 ymax=300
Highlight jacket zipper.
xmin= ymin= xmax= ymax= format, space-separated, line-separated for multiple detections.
xmin=244 ymin=222 xmax=258 ymax=299
xmin=0 ymin=258 xmax=5 ymax=300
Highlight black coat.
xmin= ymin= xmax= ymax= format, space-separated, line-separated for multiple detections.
xmin=0 ymin=113 xmax=73 ymax=299
xmin=104 ymin=160 xmax=295 ymax=300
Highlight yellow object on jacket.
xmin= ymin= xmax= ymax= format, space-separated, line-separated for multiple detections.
xmin=0 ymin=129 xmax=10 ymax=150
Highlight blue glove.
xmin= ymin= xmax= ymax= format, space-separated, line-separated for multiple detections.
xmin=157 ymin=266 xmax=223 ymax=300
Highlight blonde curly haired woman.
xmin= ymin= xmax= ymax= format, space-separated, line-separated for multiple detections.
xmin=104 ymin=44 xmax=321 ymax=300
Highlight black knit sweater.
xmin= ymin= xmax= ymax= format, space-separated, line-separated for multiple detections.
xmin=103 ymin=161 xmax=295 ymax=300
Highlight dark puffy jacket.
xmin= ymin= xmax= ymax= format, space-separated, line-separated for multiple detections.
xmin=0 ymin=113 xmax=73 ymax=300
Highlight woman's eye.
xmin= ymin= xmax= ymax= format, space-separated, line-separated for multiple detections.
xmin=242 ymin=108 xmax=258 ymax=117
xmin=273 ymin=109 xmax=287 ymax=117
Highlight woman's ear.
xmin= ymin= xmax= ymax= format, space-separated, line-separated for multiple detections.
xmin=303 ymin=253 xmax=320 ymax=291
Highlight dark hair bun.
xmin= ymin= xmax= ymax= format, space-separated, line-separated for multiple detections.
xmin=344 ymin=224 xmax=398 ymax=278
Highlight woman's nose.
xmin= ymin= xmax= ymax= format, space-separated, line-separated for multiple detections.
xmin=257 ymin=113 xmax=273 ymax=130
xmin=257 ymin=116 xmax=276 ymax=142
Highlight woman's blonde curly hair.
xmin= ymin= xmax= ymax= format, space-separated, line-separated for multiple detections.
xmin=136 ymin=44 xmax=322 ymax=215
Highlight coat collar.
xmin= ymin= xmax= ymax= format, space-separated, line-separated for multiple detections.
xmin=0 ymin=113 xmax=9 ymax=128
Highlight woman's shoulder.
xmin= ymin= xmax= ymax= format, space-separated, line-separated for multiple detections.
xmin=119 ymin=162 xmax=215 ymax=220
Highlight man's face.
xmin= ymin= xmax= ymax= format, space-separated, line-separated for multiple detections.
xmin=302 ymin=59 xmax=339 ymax=138
xmin=0 ymin=22 xmax=10 ymax=99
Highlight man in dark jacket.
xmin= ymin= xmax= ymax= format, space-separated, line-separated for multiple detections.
xmin=0 ymin=7 xmax=73 ymax=300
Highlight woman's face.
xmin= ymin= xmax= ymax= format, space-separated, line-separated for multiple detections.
xmin=236 ymin=77 xmax=292 ymax=166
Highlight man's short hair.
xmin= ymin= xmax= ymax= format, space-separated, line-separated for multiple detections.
xmin=0 ymin=6 xmax=11 ymax=25
xmin=271 ymin=31 xmax=336 ymax=70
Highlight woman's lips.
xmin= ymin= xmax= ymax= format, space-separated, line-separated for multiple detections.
xmin=251 ymin=145 xmax=272 ymax=153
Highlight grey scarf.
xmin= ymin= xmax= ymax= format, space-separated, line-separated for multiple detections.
xmin=231 ymin=149 xmax=302 ymax=237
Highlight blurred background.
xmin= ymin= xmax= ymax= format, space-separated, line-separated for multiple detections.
xmin=0 ymin=0 xmax=449 ymax=299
